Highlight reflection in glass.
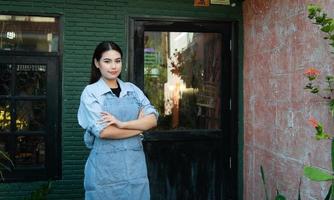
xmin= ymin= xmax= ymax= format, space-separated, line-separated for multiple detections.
xmin=144 ymin=32 xmax=222 ymax=130
xmin=16 ymin=64 xmax=47 ymax=96
xmin=16 ymin=100 xmax=46 ymax=131
xmin=0 ymin=63 xmax=11 ymax=95
xmin=0 ymin=101 xmax=11 ymax=132
xmin=15 ymin=136 xmax=45 ymax=167
xmin=0 ymin=15 xmax=59 ymax=52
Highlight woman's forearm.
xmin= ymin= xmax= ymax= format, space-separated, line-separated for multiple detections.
xmin=100 ymin=125 xmax=142 ymax=139
xmin=120 ymin=114 xmax=157 ymax=131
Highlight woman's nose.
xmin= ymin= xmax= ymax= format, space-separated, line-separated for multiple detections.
xmin=110 ymin=62 xmax=117 ymax=69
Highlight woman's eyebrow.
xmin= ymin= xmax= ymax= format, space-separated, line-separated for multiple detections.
xmin=102 ymin=57 xmax=121 ymax=61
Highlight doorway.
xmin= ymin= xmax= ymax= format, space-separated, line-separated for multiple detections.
xmin=128 ymin=17 xmax=238 ymax=199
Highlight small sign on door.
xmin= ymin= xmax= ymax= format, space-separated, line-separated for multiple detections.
xmin=210 ymin=0 xmax=230 ymax=5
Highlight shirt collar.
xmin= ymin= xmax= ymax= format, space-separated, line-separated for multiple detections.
xmin=94 ymin=78 xmax=131 ymax=97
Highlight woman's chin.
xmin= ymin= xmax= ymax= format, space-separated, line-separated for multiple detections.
xmin=103 ymin=76 xmax=118 ymax=81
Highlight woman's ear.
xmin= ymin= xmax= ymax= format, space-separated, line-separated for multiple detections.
xmin=94 ymin=59 xmax=99 ymax=68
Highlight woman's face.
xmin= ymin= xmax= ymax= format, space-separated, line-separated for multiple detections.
xmin=95 ymin=49 xmax=122 ymax=81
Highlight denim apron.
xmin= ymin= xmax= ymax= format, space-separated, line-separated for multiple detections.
xmin=84 ymin=90 xmax=150 ymax=200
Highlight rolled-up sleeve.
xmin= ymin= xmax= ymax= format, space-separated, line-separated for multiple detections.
xmin=131 ymin=83 xmax=159 ymax=119
xmin=77 ymin=87 xmax=108 ymax=137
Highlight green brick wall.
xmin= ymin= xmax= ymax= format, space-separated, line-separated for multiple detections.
xmin=0 ymin=1 xmax=242 ymax=199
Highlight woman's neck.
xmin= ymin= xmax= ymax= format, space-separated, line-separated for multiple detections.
xmin=103 ymin=78 xmax=118 ymax=89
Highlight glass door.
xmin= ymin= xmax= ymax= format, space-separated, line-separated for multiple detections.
xmin=129 ymin=18 xmax=238 ymax=200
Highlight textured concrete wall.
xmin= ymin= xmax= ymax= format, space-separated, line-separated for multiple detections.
xmin=243 ymin=0 xmax=334 ymax=199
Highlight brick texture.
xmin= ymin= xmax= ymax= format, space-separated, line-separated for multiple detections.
xmin=0 ymin=0 xmax=242 ymax=199
xmin=243 ymin=0 xmax=334 ymax=199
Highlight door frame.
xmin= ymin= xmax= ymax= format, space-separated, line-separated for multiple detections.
xmin=127 ymin=16 xmax=239 ymax=199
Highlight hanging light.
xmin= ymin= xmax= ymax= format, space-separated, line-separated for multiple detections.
xmin=150 ymin=67 xmax=160 ymax=78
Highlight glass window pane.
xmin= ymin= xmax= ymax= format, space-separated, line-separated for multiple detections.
xmin=14 ymin=136 xmax=45 ymax=168
xmin=144 ymin=32 xmax=222 ymax=130
xmin=0 ymin=15 xmax=59 ymax=52
xmin=16 ymin=64 xmax=47 ymax=96
xmin=16 ymin=100 xmax=46 ymax=131
xmin=0 ymin=63 xmax=12 ymax=95
xmin=0 ymin=100 xmax=11 ymax=132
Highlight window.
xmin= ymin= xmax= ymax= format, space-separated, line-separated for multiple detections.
xmin=144 ymin=32 xmax=222 ymax=130
xmin=0 ymin=15 xmax=59 ymax=52
xmin=129 ymin=19 xmax=233 ymax=133
xmin=0 ymin=14 xmax=61 ymax=181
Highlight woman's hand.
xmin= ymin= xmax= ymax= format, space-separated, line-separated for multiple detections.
xmin=99 ymin=112 xmax=124 ymax=128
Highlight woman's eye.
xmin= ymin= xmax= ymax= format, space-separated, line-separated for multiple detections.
xmin=115 ymin=60 xmax=121 ymax=63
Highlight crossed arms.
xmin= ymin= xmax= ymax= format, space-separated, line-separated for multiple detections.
xmin=99 ymin=110 xmax=157 ymax=139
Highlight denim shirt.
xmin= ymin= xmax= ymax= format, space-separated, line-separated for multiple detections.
xmin=77 ymin=78 xmax=158 ymax=149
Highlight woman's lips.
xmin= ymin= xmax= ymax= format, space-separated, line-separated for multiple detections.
xmin=109 ymin=71 xmax=118 ymax=75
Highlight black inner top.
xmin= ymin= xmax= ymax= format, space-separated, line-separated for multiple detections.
xmin=110 ymin=81 xmax=121 ymax=97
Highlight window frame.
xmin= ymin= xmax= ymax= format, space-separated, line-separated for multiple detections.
xmin=127 ymin=17 xmax=234 ymax=139
xmin=0 ymin=13 xmax=62 ymax=182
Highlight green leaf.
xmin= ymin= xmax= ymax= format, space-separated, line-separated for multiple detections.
xmin=308 ymin=4 xmax=321 ymax=19
xmin=298 ymin=178 xmax=302 ymax=200
xmin=260 ymin=166 xmax=269 ymax=200
xmin=314 ymin=123 xmax=331 ymax=140
xmin=0 ymin=162 xmax=12 ymax=172
xmin=311 ymin=87 xmax=319 ymax=93
xmin=332 ymin=139 xmax=334 ymax=172
xmin=275 ymin=194 xmax=286 ymax=200
xmin=321 ymin=25 xmax=331 ymax=32
xmin=324 ymin=184 xmax=332 ymax=200
xmin=304 ymin=82 xmax=314 ymax=89
xmin=330 ymin=100 xmax=334 ymax=117
xmin=304 ymin=166 xmax=334 ymax=181
xmin=275 ymin=190 xmax=286 ymax=200
xmin=25 ymin=181 xmax=52 ymax=200
xmin=326 ymin=75 xmax=334 ymax=82
xmin=0 ymin=150 xmax=11 ymax=162
xmin=332 ymin=183 xmax=334 ymax=200
xmin=0 ymin=150 xmax=14 ymax=167
xmin=315 ymin=132 xmax=331 ymax=140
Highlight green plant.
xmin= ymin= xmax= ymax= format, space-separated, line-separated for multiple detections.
xmin=24 ymin=181 xmax=52 ymax=200
xmin=260 ymin=166 xmax=301 ymax=200
xmin=0 ymin=150 xmax=14 ymax=181
xmin=304 ymin=116 xmax=334 ymax=199
xmin=308 ymin=5 xmax=334 ymax=49
xmin=303 ymin=4 xmax=334 ymax=200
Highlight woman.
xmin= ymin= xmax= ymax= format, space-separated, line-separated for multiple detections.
xmin=77 ymin=41 xmax=158 ymax=200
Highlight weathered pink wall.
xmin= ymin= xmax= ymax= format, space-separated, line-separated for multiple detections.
xmin=243 ymin=0 xmax=334 ymax=199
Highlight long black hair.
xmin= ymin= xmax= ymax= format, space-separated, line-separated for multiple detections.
xmin=90 ymin=41 xmax=123 ymax=84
